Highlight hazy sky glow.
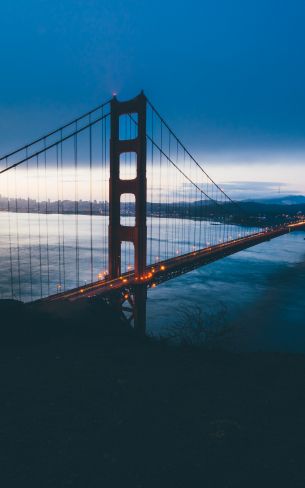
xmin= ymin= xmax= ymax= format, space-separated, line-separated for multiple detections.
xmin=1 ymin=0 xmax=305 ymax=199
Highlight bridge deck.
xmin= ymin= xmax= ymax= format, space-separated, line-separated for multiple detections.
xmin=36 ymin=221 xmax=305 ymax=304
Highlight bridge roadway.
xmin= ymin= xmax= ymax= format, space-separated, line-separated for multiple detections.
xmin=37 ymin=221 xmax=305 ymax=304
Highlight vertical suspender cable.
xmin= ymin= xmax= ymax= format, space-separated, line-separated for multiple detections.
xmin=26 ymin=150 xmax=33 ymax=300
xmin=56 ymin=144 xmax=62 ymax=290
xmin=89 ymin=116 xmax=93 ymax=284
xmin=150 ymin=107 xmax=154 ymax=265
xmin=74 ymin=125 xmax=79 ymax=287
xmin=158 ymin=122 xmax=162 ymax=261
xmin=104 ymin=108 xmax=107 ymax=274
xmin=60 ymin=132 xmax=66 ymax=290
xmin=14 ymin=167 xmax=21 ymax=300
xmin=101 ymin=111 xmax=105 ymax=275
xmin=44 ymin=139 xmax=50 ymax=296
xmin=6 ymin=158 xmax=14 ymax=298
xmin=36 ymin=155 xmax=43 ymax=298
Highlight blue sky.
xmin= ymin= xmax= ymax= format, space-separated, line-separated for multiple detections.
xmin=1 ymin=0 xmax=305 ymax=197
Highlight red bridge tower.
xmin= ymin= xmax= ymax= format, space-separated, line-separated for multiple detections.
xmin=108 ymin=92 xmax=147 ymax=333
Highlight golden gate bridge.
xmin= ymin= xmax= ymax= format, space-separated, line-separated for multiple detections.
xmin=0 ymin=92 xmax=304 ymax=333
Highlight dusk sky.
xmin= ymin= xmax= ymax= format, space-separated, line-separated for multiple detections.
xmin=1 ymin=0 xmax=305 ymax=198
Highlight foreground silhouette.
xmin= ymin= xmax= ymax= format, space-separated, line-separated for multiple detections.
xmin=1 ymin=300 xmax=305 ymax=487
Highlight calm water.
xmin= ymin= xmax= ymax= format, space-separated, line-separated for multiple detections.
xmin=0 ymin=212 xmax=304 ymax=352
xmin=0 ymin=212 xmax=246 ymax=301
xmin=148 ymin=231 xmax=305 ymax=353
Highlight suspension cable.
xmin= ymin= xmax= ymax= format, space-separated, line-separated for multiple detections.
xmin=0 ymin=112 xmax=111 ymax=176
xmin=146 ymin=98 xmax=249 ymax=217
xmin=0 ymin=98 xmax=111 ymax=162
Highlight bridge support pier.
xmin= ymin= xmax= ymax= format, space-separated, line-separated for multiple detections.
xmin=108 ymin=92 xmax=147 ymax=334
xmin=132 ymin=284 xmax=147 ymax=336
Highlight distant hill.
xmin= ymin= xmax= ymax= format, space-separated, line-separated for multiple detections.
xmin=243 ymin=195 xmax=305 ymax=205
xmin=186 ymin=198 xmax=305 ymax=226
xmin=238 ymin=200 xmax=305 ymax=215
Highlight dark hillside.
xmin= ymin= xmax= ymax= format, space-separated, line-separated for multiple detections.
xmin=1 ymin=300 xmax=305 ymax=487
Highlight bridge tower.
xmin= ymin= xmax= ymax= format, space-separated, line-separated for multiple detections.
xmin=109 ymin=92 xmax=147 ymax=334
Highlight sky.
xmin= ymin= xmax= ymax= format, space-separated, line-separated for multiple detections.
xmin=1 ymin=0 xmax=305 ymax=199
